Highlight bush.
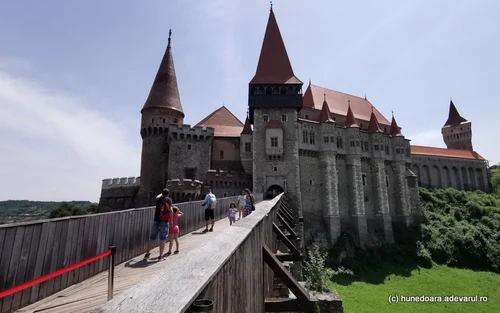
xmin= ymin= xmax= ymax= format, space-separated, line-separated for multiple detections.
xmin=304 ymin=244 xmax=333 ymax=292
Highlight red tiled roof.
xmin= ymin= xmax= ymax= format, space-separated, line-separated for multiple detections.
xmin=249 ymin=9 xmax=301 ymax=85
xmin=266 ymin=120 xmax=283 ymax=129
xmin=318 ymin=96 xmax=335 ymax=123
xmin=367 ymin=110 xmax=383 ymax=133
xmin=389 ymin=115 xmax=403 ymax=137
xmin=444 ymin=100 xmax=467 ymax=127
xmin=142 ymin=32 xmax=184 ymax=116
xmin=196 ymin=106 xmax=243 ymax=137
xmin=344 ymin=103 xmax=359 ymax=128
xmin=411 ymin=145 xmax=485 ymax=160
xmin=303 ymin=84 xmax=390 ymax=126
xmin=241 ymin=115 xmax=252 ymax=134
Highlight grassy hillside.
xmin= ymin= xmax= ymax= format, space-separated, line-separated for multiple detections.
xmin=330 ymin=263 xmax=499 ymax=313
xmin=0 ymin=200 xmax=97 ymax=224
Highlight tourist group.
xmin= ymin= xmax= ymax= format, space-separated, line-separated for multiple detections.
xmin=143 ymin=188 xmax=256 ymax=261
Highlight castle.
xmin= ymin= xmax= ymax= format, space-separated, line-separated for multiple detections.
xmin=98 ymin=8 xmax=489 ymax=245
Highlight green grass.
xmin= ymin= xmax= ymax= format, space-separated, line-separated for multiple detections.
xmin=330 ymin=263 xmax=500 ymax=313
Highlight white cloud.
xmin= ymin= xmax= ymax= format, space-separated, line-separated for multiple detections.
xmin=407 ymin=130 xmax=445 ymax=148
xmin=0 ymin=63 xmax=140 ymax=202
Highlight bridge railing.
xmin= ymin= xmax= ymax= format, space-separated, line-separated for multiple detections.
xmin=0 ymin=196 xmax=238 ymax=313
xmin=98 ymin=193 xmax=320 ymax=313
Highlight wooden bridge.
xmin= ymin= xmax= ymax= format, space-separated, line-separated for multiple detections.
xmin=0 ymin=194 xmax=343 ymax=313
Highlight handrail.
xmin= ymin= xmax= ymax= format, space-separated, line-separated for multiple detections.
xmin=0 ymin=246 xmax=117 ymax=301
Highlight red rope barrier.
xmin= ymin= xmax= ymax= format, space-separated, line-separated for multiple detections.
xmin=0 ymin=249 xmax=112 ymax=299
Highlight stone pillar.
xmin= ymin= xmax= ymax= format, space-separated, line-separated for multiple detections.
xmin=319 ymin=152 xmax=341 ymax=244
xmin=393 ymin=162 xmax=411 ymax=227
xmin=346 ymin=155 xmax=368 ymax=246
xmin=371 ymin=159 xmax=394 ymax=243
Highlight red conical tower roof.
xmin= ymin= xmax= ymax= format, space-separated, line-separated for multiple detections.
xmin=444 ymin=99 xmax=467 ymax=126
xmin=142 ymin=30 xmax=184 ymax=116
xmin=249 ymin=7 xmax=301 ymax=85
xmin=241 ymin=112 xmax=253 ymax=134
xmin=344 ymin=101 xmax=359 ymax=128
xmin=367 ymin=109 xmax=383 ymax=133
xmin=319 ymin=94 xmax=335 ymax=123
xmin=389 ymin=113 xmax=403 ymax=136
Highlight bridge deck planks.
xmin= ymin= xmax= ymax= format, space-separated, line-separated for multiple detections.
xmin=15 ymin=217 xmax=239 ymax=313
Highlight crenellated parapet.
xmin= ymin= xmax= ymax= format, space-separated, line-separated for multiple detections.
xmin=166 ymin=178 xmax=204 ymax=202
xmin=102 ymin=177 xmax=141 ymax=189
xmin=168 ymin=124 xmax=214 ymax=141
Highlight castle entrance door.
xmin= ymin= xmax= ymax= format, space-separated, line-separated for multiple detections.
xmin=266 ymin=185 xmax=284 ymax=199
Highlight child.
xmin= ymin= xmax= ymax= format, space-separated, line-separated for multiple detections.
xmin=165 ymin=207 xmax=183 ymax=256
xmin=228 ymin=202 xmax=238 ymax=226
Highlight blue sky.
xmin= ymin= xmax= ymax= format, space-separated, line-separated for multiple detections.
xmin=0 ymin=0 xmax=499 ymax=202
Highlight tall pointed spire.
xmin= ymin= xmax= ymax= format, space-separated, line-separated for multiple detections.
xmin=141 ymin=29 xmax=184 ymax=116
xmin=344 ymin=100 xmax=359 ymax=128
xmin=319 ymin=94 xmax=334 ymax=123
xmin=389 ymin=112 xmax=403 ymax=136
xmin=444 ymin=99 xmax=467 ymax=126
xmin=249 ymin=7 xmax=301 ymax=84
xmin=367 ymin=107 xmax=383 ymax=133
xmin=241 ymin=110 xmax=253 ymax=134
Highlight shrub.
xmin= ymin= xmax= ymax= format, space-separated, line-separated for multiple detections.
xmin=304 ymin=244 xmax=333 ymax=292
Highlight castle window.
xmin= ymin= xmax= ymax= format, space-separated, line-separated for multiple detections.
xmin=273 ymin=167 xmax=277 ymax=172
xmin=220 ymin=150 xmax=224 ymax=159
xmin=163 ymin=118 xmax=165 ymax=123
xmin=187 ymin=144 xmax=192 ymax=150
xmin=152 ymin=118 xmax=155 ymax=123
xmin=310 ymin=180 xmax=313 ymax=185
xmin=302 ymin=130 xmax=309 ymax=144
xmin=305 ymin=114 xmax=309 ymax=119
xmin=360 ymin=123 xmax=363 ymax=128
xmin=309 ymin=131 xmax=315 ymax=144
xmin=374 ymin=144 xmax=379 ymax=151
xmin=263 ymin=114 xmax=269 ymax=122
xmin=265 ymin=87 xmax=272 ymax=94
xmin=364 ymin=196 xmax=369 ymax=202
xmin=324 ymin=136 xmax=329 ymax=143
xmin=281 ymin=115 xmax=288 ymax=122
xmin=362 ymin=174 xmax=367 ymax=186
xmin=245 ymin=142 xmax=251 ymax=152
xmin=385 ymin=145 xmax=390 ymax=155
xmin=356 ymin=141 xmax=360 ymax=147
xmin=174 ymin=118 xmax=178 ymax=124
xmin=337 ymin=137 xmax=343 ymax=149
xmin=330 ymin=136 xmax=335 ymax=143
xmin=270 ymin=137 xmax=278 ymax=147
xmin=223 ymin=192 xmax=227 ymax=197
xmin=350 ymin=141 xmax=355 ymax=147
xmin=384 ymin=127 xmax=387 ymax=133
xmin=396 ymin=148 xmax=400 ymax=154
xmin=184 ymin=168 xmax=195 ymax=180
xmin=364 ymin=142 xmax=369 ymax=152
xmin=386 ymin=176 xmax=389 ymax=187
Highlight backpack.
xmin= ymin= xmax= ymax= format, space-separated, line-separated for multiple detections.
xmin=159 ymin=198 xmax=172 ymax=222
xmin=208 ymin=193 xmax=217 ymax=207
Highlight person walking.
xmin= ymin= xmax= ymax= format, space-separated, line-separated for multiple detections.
xmin=165 ymin=207 xmax=183 ymax=256
xmin=243 ymin=188 xmax=255 ymax=217
xmin=228 ymin=202 xmax=238 ymax=225
xmin=143 ymin=189 xmax=173 ymax=261
xmin=201 ymin=189 xmax=217 ymax=232
xmin=237 ymin=190 xmax=246 ymax=220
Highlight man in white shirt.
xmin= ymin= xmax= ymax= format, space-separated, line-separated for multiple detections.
xmin=201 ymin=189 xmax=217 ymax=232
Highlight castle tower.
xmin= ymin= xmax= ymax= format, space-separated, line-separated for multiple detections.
xmin=137 ymin=30 xmax=185 ymax=206
xmin=318 ymin=96 xmax=341 ymax=243
xmin=367 ymin=109 xmax=393 ymax=243
xmin=249 ymin=6 xmax=303 ymax=206
xmin=240 ymin=111 xmax=253 ymax=174
xmin=441 ymin=100 xmax=473 ymax=151
xmin=344 ymin=103 xmax=368 ymax=245
xmin=389 ymin=113 xmax=412 ymax=226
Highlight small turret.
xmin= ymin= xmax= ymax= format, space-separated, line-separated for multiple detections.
xmin=319 ymin=94 xmax=335 ymax=123
xmin=441 ymin=99 xmax=473 ymax=151
xmin=344 ymin=100 xmax=359 ymax=128
xmin=240 ymin=111 xmax=253 ymax=174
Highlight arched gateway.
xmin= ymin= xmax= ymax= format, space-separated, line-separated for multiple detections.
xmin=266 ymin=185 xmax=284 ymax=199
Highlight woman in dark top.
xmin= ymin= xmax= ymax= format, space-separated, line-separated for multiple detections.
xmin=243 ymin=188 xmax=255 ymax=217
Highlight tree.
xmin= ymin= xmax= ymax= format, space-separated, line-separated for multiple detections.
xmin=489 ymin=163 xmax=500 ymax=194
xmin=49 ymin=203 xmax=86 ymax=218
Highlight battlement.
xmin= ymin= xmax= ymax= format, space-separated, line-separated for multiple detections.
xmin=166 ymin=178 xmax=204 ymax=186
xmin=102 ymin=177 xmax=140 ymax=189
xmin=168 ymin=124 xmax=214 ymax=140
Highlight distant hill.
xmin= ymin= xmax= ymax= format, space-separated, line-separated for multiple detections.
xmin=0 ymin=200 xmax=97 ymax=225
